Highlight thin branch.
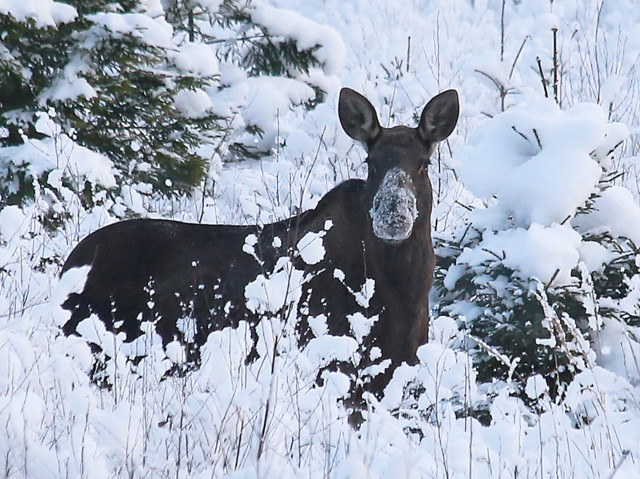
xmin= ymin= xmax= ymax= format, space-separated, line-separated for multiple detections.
xmin=552 ymin=27 xmax=560 ymax=104
xmin=536 ymin=56 xmax=549 ymax=98
xmin=509 ymin=36 xmax=529 ymax=81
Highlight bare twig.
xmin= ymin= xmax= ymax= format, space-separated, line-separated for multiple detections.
xmin=509 ymin=36 xmax=529 ymax=81
xmin=536 ymin=56 xmax=549 ymax=98
xmin=552 ymin=27 xmax=560 ymax=104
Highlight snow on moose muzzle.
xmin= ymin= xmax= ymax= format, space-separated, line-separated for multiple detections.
xmin=369 ymin=167 xmax=418 ymax=242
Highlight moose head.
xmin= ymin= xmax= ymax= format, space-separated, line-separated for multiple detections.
xmin=339 ymin=88 xmax=458 ymax=244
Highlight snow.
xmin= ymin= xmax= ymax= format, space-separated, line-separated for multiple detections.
xmin=0 ymin=0 xmax=76 ymax=27
xmin=244 ymin=257 xmax=304 ymax=314
xmin=347 ymin=312 xmax=377 ymax=343
xmin=1 ymin=114 xmax=117 ymax=190
xmin=576 ymin=185 xmax=640 ymax=245
xmin=192 ymin=0 xmax=222 ymax=11
xmin=454 ymin=223 xmax=582 ymax=285
xmin=174 ymin=88 xmax=214 ymax=118
xmin=42 ymin=57 xmax=97 ymax=102
xmin=3 ymin=0 xmax=640 ymax=477
xmin=304 ymin=334 xmax=359 ymax=369
xmin=525 ymin=374 xmax=548 ymax=399
xmin=241 ymin=77 xmax=316 ymax=129
xmin=455 ymin=97 xmax=619 ymax=228
xmin=579 ymin=240 xmax=615 ymax=272
xmin=215 ymin=75 xmax=319 ymax=152
xmin=295 ymin=230 xmax=326 ymax=265
xmin=168 ymin=42 xmax=219 ymax=76
xmin=251 ymin=2 xmax=344 ymax=75
xmin=241 ymin=233 xmax=260 ymax=262
xmin=87 ymin=12 xmax=174 ymax=48
xmin=0 ymin=205 xmax=27 ymax=240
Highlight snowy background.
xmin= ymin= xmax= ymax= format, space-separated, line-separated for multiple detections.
xmin=2 ymin=0 xmax=640 ymax=477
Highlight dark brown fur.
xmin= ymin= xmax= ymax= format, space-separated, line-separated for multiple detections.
xmin=61 ymin=88 xmax=459 ymax=401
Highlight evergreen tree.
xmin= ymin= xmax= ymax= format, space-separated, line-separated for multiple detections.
xmin=1 ymin=0 xmax=337 ymax=211
xmin=433 ymin=99 xmax=640 ymax=410
xmin=0 ymin=0 xmax=227 ymax=209
xmin=164 ymin=0 xmax=329 ymax=160
xmin=434 ymin=232 xmax=591 ymax=401
xmin=0 ymin=12 xmax=76 ymax=205
xmin=166 ymin=0 xmax=324 ymax=82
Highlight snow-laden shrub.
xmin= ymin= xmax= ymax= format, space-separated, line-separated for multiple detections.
xmin=434 ymin=94 xmax=640 ymax=405
xmin=0 ymin=0 xmax=344 ymax=212
xmin=164 ymin=0 xmax=344 ymax=160
xmin=0 ymin=0 xmax=225 ymax=204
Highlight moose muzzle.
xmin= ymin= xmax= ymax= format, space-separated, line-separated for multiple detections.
xmin=369 ymin=167 xmax=418 ymax=243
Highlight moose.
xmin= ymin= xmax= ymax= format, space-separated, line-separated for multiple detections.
xmin=61 ymin=87 xmax=459 ymax=405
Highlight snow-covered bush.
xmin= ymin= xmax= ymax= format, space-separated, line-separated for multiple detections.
xmin=164 ymin=0 xmax=344 ymax=160
xmin=434 ymin=94 xmax=640 ymax=406
xmin=0 ymin=0 xmax=343 ymax=215
xmin=0 ymin=0 xmax=223 ymax=206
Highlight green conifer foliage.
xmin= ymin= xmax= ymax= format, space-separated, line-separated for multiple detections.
xmin=53 ymin=10 xmax=223 ymax=195
xmin=163 ymin=0 xmax=332 ymax=162
xmin=0 ymin=14 xmax=73 ymax=205
xmin=434 ymin=234 xmax=581 ymax=400
xmin=166 ymin=0 xmax=323 ymax=80
xmin=0 ymin=1 xmax=226 ymax=207
xmin=434 ymin=171 xmax=640 ymax=409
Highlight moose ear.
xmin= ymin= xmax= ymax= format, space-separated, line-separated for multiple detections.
xmin=338 ymin=88 xmax=381 ymax=146
xmin=417 ymin=89 xmax=459 ymax=143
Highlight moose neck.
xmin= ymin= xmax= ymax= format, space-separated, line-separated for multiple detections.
xmin=365 ymin=201 xmax=433 ymax=363
xmin=368 ymin=214 xmax=433 ymax=298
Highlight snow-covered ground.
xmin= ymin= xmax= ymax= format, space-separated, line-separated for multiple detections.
xmin=2 ymin=0 xmax=640 ymax=477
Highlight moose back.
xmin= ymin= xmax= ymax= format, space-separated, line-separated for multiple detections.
xmin=61 ymin=87 xmax=459 ymax=395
